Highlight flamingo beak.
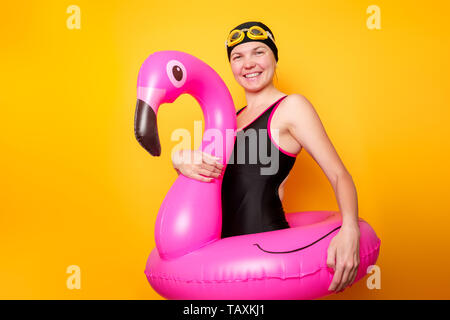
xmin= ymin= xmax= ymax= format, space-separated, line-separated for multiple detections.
xmin=134 ymin=99 xmax=161 ymax=156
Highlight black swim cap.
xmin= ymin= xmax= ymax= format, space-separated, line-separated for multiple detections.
xmin=226 ymin=21 xmax=278 ymax=62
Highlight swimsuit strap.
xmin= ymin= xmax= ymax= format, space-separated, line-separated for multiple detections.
xmin=235 ymin=95 xmax=288 ymax=129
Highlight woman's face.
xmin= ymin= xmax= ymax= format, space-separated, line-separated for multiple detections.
xmin=229 ymin=42 xmax=276 ymax=93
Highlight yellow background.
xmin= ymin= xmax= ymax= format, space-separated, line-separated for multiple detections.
xmin=1 ymin=0 xmax=449 ymax=299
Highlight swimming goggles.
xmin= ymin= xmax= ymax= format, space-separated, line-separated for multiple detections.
xmin=225 ymin=25 xmax=275 ymax=48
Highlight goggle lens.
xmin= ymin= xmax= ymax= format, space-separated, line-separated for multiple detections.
xmin=249 ymin=27 xmax=264 ymax=36
xmin=230 ymin=31 xmax=242 ymax=41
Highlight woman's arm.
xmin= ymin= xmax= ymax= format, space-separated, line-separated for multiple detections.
xmin=280 ymin=94 xmax=360 ymax=292
xmin=281 ymin=94 xmax=358 ymax=227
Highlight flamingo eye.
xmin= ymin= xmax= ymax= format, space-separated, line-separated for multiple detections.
xmin=166 ymin=60 xmax=187 ymax=88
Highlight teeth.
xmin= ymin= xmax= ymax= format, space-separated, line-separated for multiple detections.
xmin=245 ymin=72 xmax=261 ymax=78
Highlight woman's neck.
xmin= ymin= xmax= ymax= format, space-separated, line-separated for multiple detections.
xmin=244 ymin=84 xmax=285 ymax=111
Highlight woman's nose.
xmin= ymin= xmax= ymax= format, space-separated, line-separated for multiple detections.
xmin=243 ymin=57 xmax=256 ymax=68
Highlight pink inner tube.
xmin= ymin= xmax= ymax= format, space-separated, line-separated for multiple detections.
xmin=134 ymin=50 xmax=381 ymax=300
xmin=145 ymin=210 xmax=380 ymax=300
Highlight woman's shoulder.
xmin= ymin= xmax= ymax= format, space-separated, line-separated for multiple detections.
xmin=276 ymin=93 xmax=318 ymax=126
xmin=281 ymin=93 xmax=311 ymax=105
xmin=279 ymin=93 xmax=315 ymax=113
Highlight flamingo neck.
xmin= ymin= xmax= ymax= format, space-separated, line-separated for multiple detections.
xmin=154 ymin=57 xmax=237 ymax=260
xmin=186 ymin=72 xmax=236 ymax=164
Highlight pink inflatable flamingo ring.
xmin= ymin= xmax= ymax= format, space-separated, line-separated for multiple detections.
xmin=134 ymin=50 xmax=381 ymax=299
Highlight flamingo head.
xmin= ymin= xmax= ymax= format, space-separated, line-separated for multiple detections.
xmin=134 ymin=51 xmax=191 ymax=156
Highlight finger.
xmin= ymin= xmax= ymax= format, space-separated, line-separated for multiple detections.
xmin=201 ymin=162 xmax=217 ymax=172
xmin=204 ymin=152 xmax=224 ymax=169
xmin=328 ymin=265 xmax=343 ymax=291
xmin=349 ymin=256 xmax=360 ymax=286
xmin=201 ymin=153 xmax=219 ymax=164
xmin=200 ymin=162 xmax=221 ymax=174
xmin=213 ymin=163 xmax=225 ymax=174
xmin=198 ymin=168 xmax=220 ymax=178
xmin=202 ymin=152 xmax=222 ymax=164
xmin=349 ymin=267 xmax=358 ymax=286
xmin=326 ymin=247 xmax=336 ymax=271
xmin=201 ymin=155 xmax=224 ymax=172
xmin=190 ymin=173 xmax=213 ymax=182
xmin=215 ymin=163 xmax=225 ymax=172
xmin=336 ymin=264 xmax=351 ymax=292
xmin=341 ymin=268 xmax=356 ymax=292
xmin=344 ymin=261 xmax=359 ymax=291
xmin=203 ymin=169 xmax=220 ymax=178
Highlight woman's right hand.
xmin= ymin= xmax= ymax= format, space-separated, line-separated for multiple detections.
xmin=172 ymin=149 xmax=224 ymax=182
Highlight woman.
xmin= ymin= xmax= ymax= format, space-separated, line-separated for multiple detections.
xmin=172 ymin=21 xmax=360 ymax=293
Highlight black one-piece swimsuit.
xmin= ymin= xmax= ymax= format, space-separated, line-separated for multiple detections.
xmin=221 ymin=95 xmax=297 ymax=238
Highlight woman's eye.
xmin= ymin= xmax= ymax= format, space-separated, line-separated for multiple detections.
xmin=256 ymin=51 xmax=264 ymax=54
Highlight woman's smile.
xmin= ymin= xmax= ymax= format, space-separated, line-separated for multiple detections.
xmin=243 ymin=71 xmax=263 ymax=81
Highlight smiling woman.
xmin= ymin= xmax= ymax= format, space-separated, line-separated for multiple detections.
xmin=168 ymin=20 xmax=375 ymax=296
xmin=221 ymin=21 xmax=297 ymax=237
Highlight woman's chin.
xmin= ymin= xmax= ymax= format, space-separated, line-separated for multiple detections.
xmin=242 ymin=83 xmax=269 ymax=93
xmin=239 ymin=79 xmax=264 ymax=90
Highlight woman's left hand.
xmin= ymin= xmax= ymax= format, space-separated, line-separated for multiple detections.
xmin=327 ymin=224 xmax=361 ymax=293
